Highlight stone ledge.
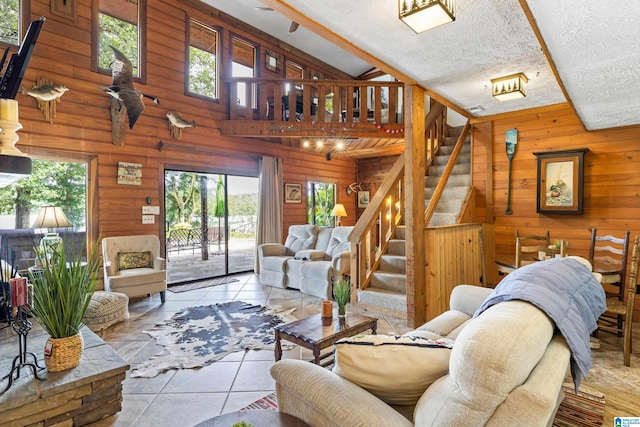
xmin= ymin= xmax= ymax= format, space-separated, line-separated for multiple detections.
xmin=0 ymin=326 xmax=129 ymax=426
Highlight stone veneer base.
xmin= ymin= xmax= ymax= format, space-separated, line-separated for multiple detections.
xmin=0 ymin=325 xmax=129 ymax=426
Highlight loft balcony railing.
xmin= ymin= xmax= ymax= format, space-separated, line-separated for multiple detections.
xmin=223 ymin=78 xmax=405 ymax=127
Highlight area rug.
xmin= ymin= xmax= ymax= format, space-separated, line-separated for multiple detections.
xmin=167 ymin=277 xmax=239 ymax=293
xmin=244 ymin=385 xmax=605 ymax=426
xmin=130 ymin=301 xmax=296 ymax=378
xmin=553 ymin=384 xmax=605 ymax=427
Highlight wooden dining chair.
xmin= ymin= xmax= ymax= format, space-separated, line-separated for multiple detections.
xmin=597 ymin=235 xmax=639 ymax=366
xmin=515 ymin=231 xmax=567 ymax=268
xmin=589 ymin=229 xmax=630 ymax=302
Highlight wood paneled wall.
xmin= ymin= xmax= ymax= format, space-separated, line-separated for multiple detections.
xmin=472 ymin=103 xmax=640 ymax=314
xmin=13 ymin=0 xmax=356 ymax=248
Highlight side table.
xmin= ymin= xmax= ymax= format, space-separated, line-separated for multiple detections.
xmin=274 ymin=312 xmax=377 ymax=367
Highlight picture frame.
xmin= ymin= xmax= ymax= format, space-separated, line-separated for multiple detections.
xmin=265 ymin=50 xmax=279 ymax=73
xmin=534 ymin=148 xmax=588 ymax=214
xmin=117 ymin=161 xmax=142 ymax=186
xmin=357 ymin=191 xmax=370 ymax=208
xmin=285 ymin=183 xmax=302 ymax=203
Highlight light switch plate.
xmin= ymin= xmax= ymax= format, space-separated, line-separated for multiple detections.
xmin=142 ymin=206 xmax=160 ymax=215
xmin=142 ymin=215 xmax=155 ymax=224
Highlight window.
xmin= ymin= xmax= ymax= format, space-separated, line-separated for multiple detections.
xmin=285 ymin=59 xmax=304 ymax=94
xmin=187 ymin=19 xmax=218 ymax=99
xmin=0 ymin=159 xmax=87 ymax=271
xmin=307 ymin=182 xmax=335 ymax=226
xmin=231 ymin=37 xmax=256 ymax=108
xmin=94 ymin=0 xmax=146 ymax=79
xmin=0 ymin=0 xmax=20 ymax=46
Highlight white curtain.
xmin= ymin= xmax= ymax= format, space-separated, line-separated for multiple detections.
xmin=254 ymin=156 xmax=283 ymax=273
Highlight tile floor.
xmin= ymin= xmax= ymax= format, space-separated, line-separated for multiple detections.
xmin=90 ymin=273 xmax=410 ymax=427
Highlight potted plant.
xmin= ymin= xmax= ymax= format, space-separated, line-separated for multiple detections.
xmin=28 ymin=237 xmax=101 ymax=372
xmin=333 ymin=277 xmax=351 ymax=317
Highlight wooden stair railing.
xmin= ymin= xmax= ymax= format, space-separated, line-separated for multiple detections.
xmin=424 ymin=120 xmax=471 ymax=226
xmin=348 ymin=152 xmax=405 ymax=299
xmin=223 ymin=78 xmax=405 ymax=125
xmin=348 ymin=101 xmax=450 ymax=300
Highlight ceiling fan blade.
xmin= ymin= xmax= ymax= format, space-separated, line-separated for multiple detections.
xmin=289 ymin=21 xmax=299 ymax=33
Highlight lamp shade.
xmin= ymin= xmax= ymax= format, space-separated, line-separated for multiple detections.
xmin=331 ymin=204 xmax=347 ymax=217
xmin=399 ymin=0 xmax=455 ymax=33
xmin=31 ymin=206 xmax=73 ymax=229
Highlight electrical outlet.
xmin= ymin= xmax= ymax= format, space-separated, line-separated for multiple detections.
xmin=142 ymin=215 xmax=155 ymax=224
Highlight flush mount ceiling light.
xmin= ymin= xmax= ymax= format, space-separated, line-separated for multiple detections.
xmin=399 ymin=0 xmax=455 ymax=33
xmin=491 ymin=73 xmax=528 ymax=101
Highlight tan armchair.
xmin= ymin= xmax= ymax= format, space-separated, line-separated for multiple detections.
xmin=102 ymin=235 xmax=166 ymax=303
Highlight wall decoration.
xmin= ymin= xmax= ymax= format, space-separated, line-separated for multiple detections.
xmin=51 ymin=0 xmax=77 ymax=20
xmin=265 ymin=50 xmax=280 ymax=73
xmin=358 ymin=191 xmax=370 ymax=208
xmin=504 ymin=128 xmax=518 ymax=215
xmin=285 ymin=184 xmax=302 ymax=203
xmin=117 ymin=162 xmax=142 ymax=186
xmin=166 ymin=111 xmax=196 ymax=140
xmin=534 ymin=148 xmax=588 ymax=214
xmin=26 ymin=77 xmax=69 ymax=124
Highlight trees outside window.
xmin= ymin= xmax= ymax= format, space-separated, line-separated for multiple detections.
xmin=0 ymin=0 xmax=20 ymax=46
xmin=188 ymin=19 xmax=218 ymax=99
xmin=95 ymin=0 xmax=144 ymax=78
xmin=308 ymin=182 xmax=335 ymax=227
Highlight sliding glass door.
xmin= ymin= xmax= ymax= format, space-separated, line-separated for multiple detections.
xmin=164 ymin=170 xmax=258 ymax=284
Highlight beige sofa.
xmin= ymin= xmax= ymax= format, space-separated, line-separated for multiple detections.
xmin=270 ymin=284 xmax=572 ymax=427
xmin=258 ymin=225 xmax=353 ymax=299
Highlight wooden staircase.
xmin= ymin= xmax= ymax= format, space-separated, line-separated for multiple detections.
xmin=356 ymin=126 xmax=471 ymax=316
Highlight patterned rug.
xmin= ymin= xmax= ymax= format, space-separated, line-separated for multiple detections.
xmin=130 ymin=301 xmax=296 ymax=378
xmin=167 ymin=277 xmax=239 ymax=293
xmin=246 ymin=385 xmax=605 ymax=426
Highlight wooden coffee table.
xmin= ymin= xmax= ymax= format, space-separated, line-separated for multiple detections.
xmin=194 ymin=409 xmax=310 ymax=426
xmin=274 ymin=312 xmax=377 ymax=367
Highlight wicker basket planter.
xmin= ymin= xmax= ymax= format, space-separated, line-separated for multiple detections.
xmin=44 ymin=332 xmax=84 ymax=372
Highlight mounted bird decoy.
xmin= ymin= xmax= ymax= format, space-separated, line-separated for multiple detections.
xmin=23 ymin=76 xmax=68 ymax=123
xmin=101 ymin=45 xmax=159 ymax=143
xmin=166 ymin=111 xmax=196 ymax=140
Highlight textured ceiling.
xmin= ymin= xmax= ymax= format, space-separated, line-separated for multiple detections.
xmin=201 ymin=0 xmax=640 ymax=131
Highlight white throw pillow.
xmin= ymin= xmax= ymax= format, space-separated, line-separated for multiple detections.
xmin=333 ymin=334 xmax=453 ymax=406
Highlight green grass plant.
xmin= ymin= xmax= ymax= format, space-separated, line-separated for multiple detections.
xmin=333 ymin=277 xmax=351 ymax=313
xmin=28 ymin=239 xmax=101 ymax=339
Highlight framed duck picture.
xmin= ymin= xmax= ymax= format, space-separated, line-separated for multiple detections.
xmin=534 ymin=148 xmax=588 ymax=214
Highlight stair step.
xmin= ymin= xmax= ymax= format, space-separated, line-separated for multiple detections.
xmin=425 ymin=198 xmax=464 ymax=213
xmin=358 ymin=287 xmax=407 ymax=313
xmin=429 ymin=212 xmax=459 ymax=227
xmin=438 ymin=142 xmax=470 ymax=155
xmin=395 ymin=225 xmax=406 ymax=240
xmin=379 ymin=255 xmax=406 ymax=274
xmin=425 ymin=174 xmax=471 ymax=187
xmin=371 ymin=271 xmax=406 ymax=293
xmin=387 ymin=239 xmax=405 ymax=256
xmin=428 ymin=163 xmax=471 ymax=176
xmin=425 ymin=185 xmax=470 ymax=200
xmin=433 ymin=152 xmax=470 ymax=166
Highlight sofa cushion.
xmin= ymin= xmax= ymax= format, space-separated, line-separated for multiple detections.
xmin=284 ymin=225 xmax=317 ymax=255
xmin=326 ymin=226 xmax=353 ymax=258
xmin=118 ymin=251 xmax=153 ymax=270
xmin=333 ymin=334 xmax=453 ymax=406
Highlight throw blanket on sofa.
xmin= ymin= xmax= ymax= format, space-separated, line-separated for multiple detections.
xmin=474 ymin=257 xmax=606 ymax=391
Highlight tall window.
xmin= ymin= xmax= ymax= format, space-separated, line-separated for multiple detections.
xmin=95 ymin=0 xmax=145 ymax=79
xmin=187 ymin=19 xmax=218 ymax=99
xmin=0 ymin=0 xmax=20 ymax=46
xmin=307 ymin=182 xmax=335 ymax=226
xmin=231 ymin=37 xmax=255 ymax=108
xmin=285 ymin=59 xmax=304 ymax=94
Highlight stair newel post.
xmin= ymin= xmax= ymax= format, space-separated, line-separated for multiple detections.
xmin=505 ymin=129 xmax=518 ymax=215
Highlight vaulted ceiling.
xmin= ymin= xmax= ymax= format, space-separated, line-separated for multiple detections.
xmin=202 ymin=0 xmax=640 ymax=132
